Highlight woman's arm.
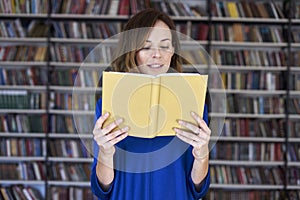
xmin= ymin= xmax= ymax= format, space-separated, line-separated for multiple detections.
xmin=173 ymin=111 xmax=211 ymax=189
xmin=190 ymin=146 xmax=209 ymax=191
xmin=93 ymin=112 xmax=129 ymax=191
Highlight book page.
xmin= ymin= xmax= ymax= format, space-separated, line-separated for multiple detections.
xmin=157 ymin=74 xmax=208 ymax=137
xmin=102 ymin=72 xmax=153 ymax=137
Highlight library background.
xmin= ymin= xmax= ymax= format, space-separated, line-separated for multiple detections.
xmin=0 ymin=0 xmax=300 ymax=199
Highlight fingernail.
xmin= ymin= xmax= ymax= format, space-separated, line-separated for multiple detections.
xmin=116 ymin=118 xmax=123 ymax=124
xmin=104 ymin=112 xmax=109 ymax=117
xmin=177 ymin=120 xmax=184 ymax=125
xmin=123 ymin=126 xmax=129 ymax=131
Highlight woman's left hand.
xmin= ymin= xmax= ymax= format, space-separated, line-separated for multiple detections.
xmin=173 ymin=111 xmax=211 ymax=160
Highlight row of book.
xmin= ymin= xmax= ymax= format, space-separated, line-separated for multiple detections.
xmin=210 ymin=165 xmax=284 ymax=185
xmin=290 ymin=73 xmax=300 ymax=91
xmin=289 ymin=98 xmax=300 ymax=115
xmin=0 ymin=19 xmax=26 ymax=38
xmin=18 ymin=162 xmax=46 ymax=181
xmin=50 ymin=114 xmax=94 ymax=134
xmin=48 ymin=139 xmax=90 ymax=158
xmin=0 ymin=162 xmax=45 ymax=180
xmin=211 ymin=142 xmax=283 ymax=161
xmin=211 ymin=1 xmax=284 ymax=19
xmin=0 ymin=17 xmax=293 ymax=45
xmin=50 ymin=45 xmax=92 ymax=63
xmin=0 ymin=138 xmax=45 ymax=157
xmin=0 ymin=19 xmax=49 ymax=38
xmin=0 ymin=67 xmax=48 ymax=86
xmin=289 ymin=120 xmax=300 ymax=137
xmin=210 ymin=24 xmax=284 ymax=43
xmin=50 ymin=92 xmax=96 ymax=111
xmin=0 ymin=0 xmax=48 ymax=14
xmin=205 ymin=190 xmax=285 ymax=200
xmin=0 ymin=46 xmax=48 ymax=62
xmin=223 ymin=71 xmax=284 ymax=90
xmin=2 ymin=20 xmax=202 ymax=40
xmin=0 ymin=0 xmax=290 ymax=20
xmin=51 ymin=0 xmax=204 ymax=16
xmin=51 ymin=68 xmax=101 ymax=87
xmin=53 ymin=21 xmax=122 ymax=39
xmin=0 ymin=90 xmax=46 ymax=109
xmin=48 ymin=163 xmax=90 ymax=182
xmin=0 ymin=185 xmax=43 ymax=200
xmin=48 ymin=186 xmax=97 ymax=200
xmin=288 ymin=167 xmax=300 ymax=185
xmin=4 ymin=17 xmax=298 ymax=45
xmin=222 ymin=118 xmax=285 ymax=138
xmin=0 ymin=113 xmax=93 ymax=134
xmin=50 ymin=114 xmax=76 ymax=134
xmin=0 ymin=114 xmax=47 ymax=133
xmin=227 ymin=95 xmax=285 ymax=114
xmin=212 ymin=49 xmax=286 ymax=67
xmin=288 ymin=144 xmax=300 ymax=162
xmin=2 ymin=162 xmax=92 ymax=182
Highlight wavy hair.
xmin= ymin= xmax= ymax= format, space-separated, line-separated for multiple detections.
xmin=111 ymin=8 xmax=182 ymax=73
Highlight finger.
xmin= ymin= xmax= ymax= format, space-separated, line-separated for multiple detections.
xmin=95 ymin=112 xmax=110 ymax=129
xmin=102 ymin=132 xmax=128 ymax=149
xmin=191 ymin=111 xmax=211 ymax=135
xmin=175 ymin=131 xmax=205 ymax=147
xmin=173 ymin=127 xmax=200 ymax=142
xmin=102 ymin=118 xmax=124 ymax=134
xmin=177 ymin=120 xmax=200 ymax=135
xmin=95 ymin=126 xmax=129 ymax=147
xmin=104 ymin=126 xmax=129 ymax=142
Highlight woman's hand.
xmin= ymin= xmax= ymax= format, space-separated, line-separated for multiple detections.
xmin=93 ymin=112 xmax=129 ymax=158
xmin=174 ymin=111 xmax=211 ymax=160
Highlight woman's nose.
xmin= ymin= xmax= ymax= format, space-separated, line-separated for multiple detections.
xmin=152 ymin=47 xmax=161 ymax=58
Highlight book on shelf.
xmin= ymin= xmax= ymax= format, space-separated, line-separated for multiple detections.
xmin=227 ymin=2 xmax=239 ymax=18
xmin=102 ymin=71 xmax=208 ymax=138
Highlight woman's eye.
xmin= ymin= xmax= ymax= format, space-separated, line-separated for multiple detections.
xmin=160 ymin=46 xmax=170 ymax=50
xmin=141 ymin=47 xmax=151 ymax=50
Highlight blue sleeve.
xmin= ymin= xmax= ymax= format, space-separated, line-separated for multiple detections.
xmin=90 ymin=99 xmax=114 ymax=199
xmin=188 ymin=103 xmax=210 ymax=199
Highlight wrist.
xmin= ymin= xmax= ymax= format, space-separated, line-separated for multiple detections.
xmin=192 ymin=147 xmax=209 ymax=161
xmin=100 ymin=147 xmax=115 ymax=156
xmin=98 ymin=148 xmax=115 ymax=163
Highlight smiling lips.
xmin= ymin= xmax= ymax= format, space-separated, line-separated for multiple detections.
xmin=148 ymin=64 xmax=163 ymax=68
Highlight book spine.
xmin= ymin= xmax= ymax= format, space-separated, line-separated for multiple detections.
xmin=148 ymin=77 xmax=160 ymax=136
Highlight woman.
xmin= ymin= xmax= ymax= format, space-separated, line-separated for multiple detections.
xmin=91 ymin=8 xmax=211 ymax=200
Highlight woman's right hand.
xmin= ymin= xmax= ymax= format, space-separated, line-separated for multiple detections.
xmin=93 ymin=112 xmax=129 ymax=158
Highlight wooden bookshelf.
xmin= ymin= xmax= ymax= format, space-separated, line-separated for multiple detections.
xmin=0 ymin=0 xmax=299 ymax=199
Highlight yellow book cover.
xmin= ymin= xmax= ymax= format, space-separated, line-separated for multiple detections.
xmin=102 ymin=71 xmax=208 ymax=138
xmin=227 ymin=2 xmax=239 ymax=18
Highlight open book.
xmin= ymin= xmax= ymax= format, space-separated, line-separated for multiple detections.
xmin=102 ymin=71 xmax=208 ymax=138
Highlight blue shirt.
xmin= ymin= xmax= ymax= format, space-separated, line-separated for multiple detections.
xmin=91 ymin=99 xmax=210 ymax=200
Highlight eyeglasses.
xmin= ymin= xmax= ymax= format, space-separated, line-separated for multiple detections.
xmin=139 ymin=46 xmax=174 ymax=53
xmin=139 ymin=40 xmax=174 ymax=54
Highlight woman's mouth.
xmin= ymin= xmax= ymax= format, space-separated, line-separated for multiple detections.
xmin=148 ymin=64 xmax=163 ymax=68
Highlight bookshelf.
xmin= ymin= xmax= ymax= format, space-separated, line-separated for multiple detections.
xmin=0 ymin=0 xmax=299 ymax=199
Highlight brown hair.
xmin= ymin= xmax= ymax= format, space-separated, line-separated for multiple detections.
xmin=111 ymin=8 xmax=182 ymax=73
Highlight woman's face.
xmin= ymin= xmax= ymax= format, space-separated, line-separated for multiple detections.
xmin=136 ymin=20 xmax=174 ymax=76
